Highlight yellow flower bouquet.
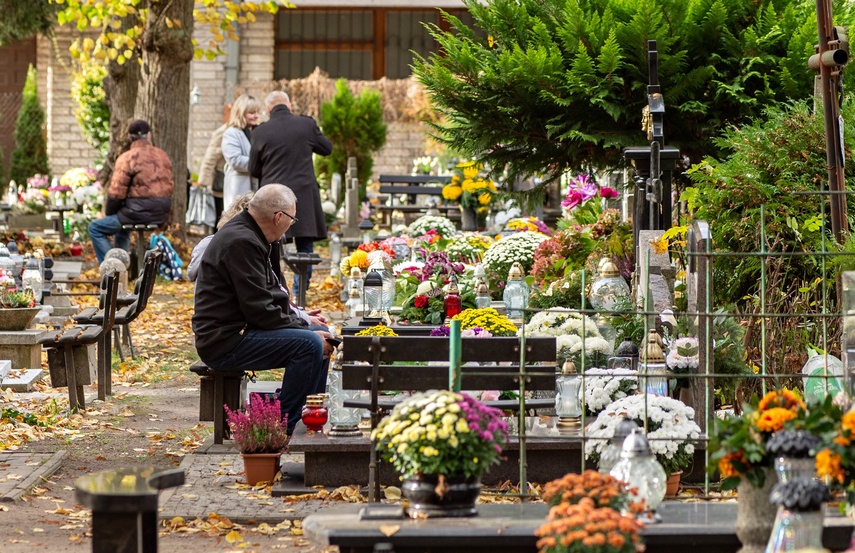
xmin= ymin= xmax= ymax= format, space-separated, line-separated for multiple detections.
xmin=441 ymin=161 xmax=498 ymax=210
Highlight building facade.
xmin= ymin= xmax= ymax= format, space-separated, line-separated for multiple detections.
xmin=12 ymin=1 xmax=469 ymax=185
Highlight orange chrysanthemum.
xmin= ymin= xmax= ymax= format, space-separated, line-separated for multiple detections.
xmin=718 ymin=451 xmax=747 ymax=478
xmin=842 ymin=411 xmax=855 ymax=436
xmin=816 ymin=448 xmax=844 ymax=484
xmin=754 ymin=407 xmax=796 ymax=433
xmin=758 ymin=389 xmax=804 ymax=412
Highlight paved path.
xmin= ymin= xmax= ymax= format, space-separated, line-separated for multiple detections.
xmin=0 ymin=451 xmax=68 ymax=502
xmin=159 ymin=453 xmax=331 ymax=523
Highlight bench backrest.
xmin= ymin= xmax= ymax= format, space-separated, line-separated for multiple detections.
xmin=378 ymin=174 xmax=452 ymax=185
xmin=96 ymin=271 xmax=120 ymax=335
xmin=341 ymin=336 xmax=556 ymax=392
xmin=132 ymin=248 xmax=163 ymax=315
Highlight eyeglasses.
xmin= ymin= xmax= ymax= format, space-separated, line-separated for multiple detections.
xmin=276 ymin=211 xmax=298 ymax=224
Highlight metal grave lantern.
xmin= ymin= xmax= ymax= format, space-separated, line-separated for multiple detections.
xmin=554 ymin=360 xmax=582 ymax=434
xmin=361 ymin=269 xmax=384 ymax=325
xmin=640 ymin=329 xmax=668 ymax=397
xmin=503 ymin=262 xmax=529 ymax=320
xmin=610 ymin=427 xmax=667 ymax=523
xmin=359 ymin=217 xmax=375 ymax=245
xmin=588 ymin=258 xmax=631 ymax=312
xmin=21 ymin=256 xmax=44 ymax=303
xmin=598 ymin=417 xmax=638 ymax=474
xmin=475 ymin=281 xmax=491 ymax=309
xmin=345 ymin=281 xmax=364 ymax=319
xmin=328 ymin=351 xmax=362 ymax=437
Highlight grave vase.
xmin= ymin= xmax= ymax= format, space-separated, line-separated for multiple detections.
xmin=401 ymin=473 xmax=481 ymax=518
xmin=460 ymin=206 xmax=477 ymax=232
xmin=735 ymin=469 xmax=777 ymax=553
xmin=0 ymin=307 xmax=41 ymax=331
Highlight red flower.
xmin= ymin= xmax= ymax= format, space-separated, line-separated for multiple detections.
xmin=599 ymin=186 xmax=619 ymax=199
xmin=414 ymin=295 xmax=429 ymax=308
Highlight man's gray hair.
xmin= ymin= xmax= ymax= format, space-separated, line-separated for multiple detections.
xmin=249 ymin=184 xmax=297 ymax=218
xmin=265 ymin=91 xmax=291 ymax=110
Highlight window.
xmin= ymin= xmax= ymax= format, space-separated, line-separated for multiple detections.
xmin=275 ymin=8 xmax=475 ymax=80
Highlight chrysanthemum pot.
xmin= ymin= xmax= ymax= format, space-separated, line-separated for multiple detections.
xmin=0 ymin=307 xmax=41 ymax=331
xmin=401 ymin=473 xmax=481 ymax=518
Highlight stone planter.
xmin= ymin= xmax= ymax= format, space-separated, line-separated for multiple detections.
xmin=6 ymin=214 xmax=49 ymax=231
xmin=0 ymin=307 xmax=41 ymax=331
xmin=735 ymin=470 xmax=777 ymax=553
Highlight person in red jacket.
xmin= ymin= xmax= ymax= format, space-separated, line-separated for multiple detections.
xmin=89 ymin=119 xmax=174 ymax=262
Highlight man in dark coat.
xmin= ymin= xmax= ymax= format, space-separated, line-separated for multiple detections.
xmin=192 ymin=184 xmax=335 ymax=434
xmin=89 ymin=119 xmax=174 ymax=263
xmin=249 ymin=91 xmax=333 ymax=298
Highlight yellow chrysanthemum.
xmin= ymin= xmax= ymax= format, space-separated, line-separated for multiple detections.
xmin=461 ymin=178 xmax=479 ymax=193
xmin=478 ymin=192 xmax=492 ymax=205
xmin=349 ymin=250 xmax=369 ymax=269
xmin=451 ymin=175 xmax=461 ymax=185
xmin=442 ymin=185 xmax=463 ymax=201
xmin=754 ymin=407 xmax=796 ymax=433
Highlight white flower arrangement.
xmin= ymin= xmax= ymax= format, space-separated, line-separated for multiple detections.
xmin=482 ymin=231 xmax=548 ymax=284
xmin=666 ymin=337 xmax=699 ymax=372
xmin=407 ymin=215 xmax=458 ymax=238
xmin=584 ymin=394 xmax=702 ymax=475
xmin=582 ymin=368 xmax=638 ymax=416
xmin=522 ymin=309 xmax=612 ymax=367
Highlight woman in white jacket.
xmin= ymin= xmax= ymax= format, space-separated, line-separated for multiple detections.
xmin=221 ymin=94 xmax=261 ymax=208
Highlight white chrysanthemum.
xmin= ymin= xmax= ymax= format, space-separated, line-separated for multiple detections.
xmin=584 ymin=394 xmax=701 ymax=474
xmin=482 ymin=231 xmax=548 ymax=278
xmin=407 ymin=216 xmax=458 ymax=238
xmin=582 ymin=368 xmax=638 ymax=414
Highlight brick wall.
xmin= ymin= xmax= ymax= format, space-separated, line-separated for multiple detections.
xmin=36 ymin=30 xmax=100 ymax=178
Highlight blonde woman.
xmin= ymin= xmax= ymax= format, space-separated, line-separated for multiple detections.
xmin=221 ymin=94 xmax=261 ymax=208
xmin=187 ymin=192 xmax=254 ymax=282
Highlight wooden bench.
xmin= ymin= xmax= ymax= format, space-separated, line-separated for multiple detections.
xmin=288 ymin=335 xmax=556 ymax=501
xmin=39 ymin=271 xmax=119 ymax=411
xmin=73 ymin=248 xmax=162 ymax=367
xmin=377 ymin=174 xmax=453 ymax=225
xmin=188 ymin=361 xmax=248 ymax=445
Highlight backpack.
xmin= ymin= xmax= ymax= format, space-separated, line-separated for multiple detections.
xmin=149 ymin=234 xmax=184 ymax=280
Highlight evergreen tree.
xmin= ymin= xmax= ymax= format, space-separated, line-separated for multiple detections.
xmin=10 ymin=65 xmax=49 ymax=185
xmin=0 ymin=0 xmax=55 ymax=47
xmin=316 ymin=79 xmax=387 ymax=199
xmin=414 ymin=0 xmax=855 ymax=194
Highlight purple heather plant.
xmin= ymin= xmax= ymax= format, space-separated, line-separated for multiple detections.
xmin=225 ymin=393 xmax=289 ymax=454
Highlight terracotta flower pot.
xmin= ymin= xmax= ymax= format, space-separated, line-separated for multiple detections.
xmin=665 ymin=470 xmax=683 ymax=497
xmin=241 ymin=452 xmax=282 ymax=486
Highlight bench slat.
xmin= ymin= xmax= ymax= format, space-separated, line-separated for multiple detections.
xmin=342 ymin=336 xmax=556 ymax=363
xmin=378 ymin=174 xmax=452 ymax=185
xmin=342 ymin=364 xmax=555 ymax=391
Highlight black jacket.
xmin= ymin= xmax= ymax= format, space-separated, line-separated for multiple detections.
xmin=192 ymin=210 xmax=308 ymax=363
xmin=249 ymin=105 xmax=332 ymax=240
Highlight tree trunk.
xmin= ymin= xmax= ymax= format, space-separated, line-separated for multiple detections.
xmin=100 ymin=57 xmax=139 ymax=190
xmin=137 ymin=0 xmax=194 ymax=236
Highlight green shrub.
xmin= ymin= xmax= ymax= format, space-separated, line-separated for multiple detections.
xmin=10 ymin=65 xmax=49 ymax=186
xmin=70 ymin=62 xmax=110 ymax=160
xmin=315 ymin=79 xmax=387 ymax=201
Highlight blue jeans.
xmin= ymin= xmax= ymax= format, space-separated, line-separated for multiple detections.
xmin=89 ymin=215 xmax=130 ymax=263
xmin=292 ymin=238 xmax=315 ymax=299
xmin=205 ymin=325 xmax=328 ymax=434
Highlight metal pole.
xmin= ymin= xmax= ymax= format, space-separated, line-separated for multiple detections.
xmin=815 ymin=0 xmax=848 ymax=242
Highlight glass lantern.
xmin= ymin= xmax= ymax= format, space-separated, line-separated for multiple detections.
xmin=366 ymin=254 xmax=395 ymax=310
xmin=615 ymin=339 xmax=640 ymax=371
xmin=347 ymin=267 xmax=364 ymax=298
xmin=361 ymin=269 xmax=384 ymax=324
xmin=598 ymin=418 xmax=638 ymax=474
xmin=555 ymin=360 xmax=582 ymax=434
xmin=329 ymin=233 xmax=342 ymax=278
xmin=359 ymin=218 xmax=375 ymax=244
xmin=0 ymin=245 xmax=15 ymax=283
xmin=588 ymin=258 xmax=631 ymax=312
xmin=640 ymin=329 xmax=669 ymax=397
xmin=610 ymin=428 xmax=667 ymax=523
xmin=475 ymin=281 xmax=492 ymax=309
xmin=345 ymin=281 xmax=364 ymax=319
xmin=473 ymin=264 xmax=486 ymax=287
xmin=503 ymin=262 xmax=529 ymax=320
xmin=328 ymin=355 xmax=362 ymax=437
xmin=444 ymin=280 xmax=462 ymax=320
xmin=766 ymin=479 xmax=830 ymax=553
xmin=21 ymin=256 xmax=43 ymax=303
